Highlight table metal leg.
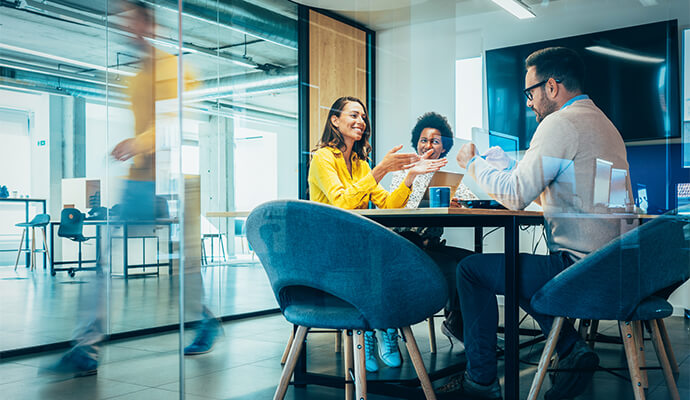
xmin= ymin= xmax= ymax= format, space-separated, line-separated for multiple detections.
xmin=123 ymin=223 xmax=129 ymax=279
xmin=504 ymin=216 xmax=519 ymax=399
xmin=50 ymin=222 xmax=55 ymax=276
xmin=168 ymin=224 xmax=173 ymax=275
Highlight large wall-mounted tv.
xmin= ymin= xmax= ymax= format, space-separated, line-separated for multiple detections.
xmin=486 ymin=20 xmax=680 ymax=150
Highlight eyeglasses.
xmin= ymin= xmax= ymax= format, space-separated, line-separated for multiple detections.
xmin=523 ymin=78 xmax=562 ymax=101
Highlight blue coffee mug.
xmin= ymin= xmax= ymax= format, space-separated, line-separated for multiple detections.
xmin=429 ymin=186 xmax=451 ymax=208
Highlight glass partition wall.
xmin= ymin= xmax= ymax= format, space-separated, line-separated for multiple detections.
xmin=0 ymin=0 xmax=296 ymax=396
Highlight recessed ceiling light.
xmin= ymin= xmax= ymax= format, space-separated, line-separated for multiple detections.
xmin=491 ymin=0 xmax=536 ymax=19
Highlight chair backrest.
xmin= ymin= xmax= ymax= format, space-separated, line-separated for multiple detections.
xmin=57 ymin=208 xmax=85 ymax=238
xmin=246 ymin=200 xmax=448 ymax=329
xmin=234 ymin=218 xmax=245 ymax=236
xmin=532 ymin=214 xmax=690 ymax=321
xmin=29 ymin=213 xmax=50 ymax=226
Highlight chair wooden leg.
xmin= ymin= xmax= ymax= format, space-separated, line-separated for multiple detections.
xmin=587 ymin=319 xmax=600 ymax=349
xmin=401 ymin=326 xmax=436 ymax=400
xmin=30 ymin=227 xmax=36 ymax=271
xmin=344 ymin=330 xmax=354 ymax=400
xmin=41 ymin=227 xmax=51 ymax=267
xmin=528 ymin=316 xmax=564 ymax=400
xmin=620 ymin=321 xmax=646 ymax=400
xmin=649 ymin=319 xmax=680 ymax=400
xmin=427 ymin=318 xmax=437 ymax=354
xmin=633 ymin=321 xmax=648 ymax=389
xmin=335 ymin=330 xmax=342 ymax=353
xmin=280 ymin=326 xmax=296 ymax=365
xmin=353 ymin=330 xmax=368 ymax=400
xmin=14 ymin=228 xmax=26 ymax=271
xmin=658 ymin=319 xmax=679 ymax=376
xmin=274 ymin=325 xmax=308 ymax=400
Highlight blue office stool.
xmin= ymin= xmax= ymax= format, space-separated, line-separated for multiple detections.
xmin=14 ymin=213 xmax=51 ymax=271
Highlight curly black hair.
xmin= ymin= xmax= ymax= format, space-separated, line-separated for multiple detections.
xmin=410 ymin=112 xmax=454 ymax=157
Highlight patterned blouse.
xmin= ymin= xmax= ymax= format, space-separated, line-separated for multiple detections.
xmin=390 ymin=170 xmax=478 ymax=243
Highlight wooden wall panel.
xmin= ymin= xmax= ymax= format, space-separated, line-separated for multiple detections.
xmin=308 ymin=10 xmax=367 ymax=151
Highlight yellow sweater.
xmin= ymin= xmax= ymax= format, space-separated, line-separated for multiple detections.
xmin=308 ymin=146 xmax=411 ymax=209
xmin=125 ymin=49 xmax=197 ymax=181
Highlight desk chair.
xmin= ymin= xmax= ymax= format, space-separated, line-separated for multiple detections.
xmin=57 ymin=208 xmax=93 ymax=278
xmin=247 ymin=200 xmax=446 ymax=400
xmin=527 ymin=214 xmax=690 ymax=400
xmin=14 ymin=213 xmax=50 ymax=271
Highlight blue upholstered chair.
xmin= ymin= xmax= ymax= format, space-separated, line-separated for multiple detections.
xmin=246 ymin=200 xmax=448 ymax=400
xmin=527 ymin=214 xmax=690 ymax=400
xmin=13 ymin=213 xmax=51 ymax=271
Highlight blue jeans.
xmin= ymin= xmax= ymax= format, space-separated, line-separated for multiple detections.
xmin=457 ymin=251 xmax=580 ymax=385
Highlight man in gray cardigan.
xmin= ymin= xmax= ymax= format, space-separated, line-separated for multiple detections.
xmin=440 ymin=47 xmax=633 ymax=400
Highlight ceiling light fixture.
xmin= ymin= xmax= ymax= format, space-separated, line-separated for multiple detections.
xmin=585 ymin=45 xmax=665 ymax=64
xmin=0 ymin=43 xmax=136 ymax=77
xmin=491 ymin=0 xmax=536 ymax=19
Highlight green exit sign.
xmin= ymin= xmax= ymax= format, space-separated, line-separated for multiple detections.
xmin=37 ymin=140 xmax=46 ymax=146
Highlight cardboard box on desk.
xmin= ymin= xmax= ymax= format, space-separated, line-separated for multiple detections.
xmin=62 ymin=178 xmax=100 ymax=210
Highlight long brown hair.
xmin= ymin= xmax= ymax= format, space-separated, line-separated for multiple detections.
xmin=313 ymin=96 xmax=372 ymax=161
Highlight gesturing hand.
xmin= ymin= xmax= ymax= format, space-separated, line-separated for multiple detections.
xmin=381 ymin=144 xmax=420 ymax=171
xmin=111 ymin=138 xmax=137 ymax=161
xmin=456 ymin=143 xmax=478 ymax=169
xmin=372 ymin=144 xmax=420 ymax=182
xmin=407 ymin=149 xmax=447 ymax=176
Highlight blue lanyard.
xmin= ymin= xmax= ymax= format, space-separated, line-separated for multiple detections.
xmin=560 ymin=94 xmax=589 ymax=110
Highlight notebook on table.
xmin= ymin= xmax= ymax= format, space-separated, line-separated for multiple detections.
xmin=419 ymin=171 xmax=464 ymax=206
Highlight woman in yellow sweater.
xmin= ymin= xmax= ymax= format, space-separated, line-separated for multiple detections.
xmin=308 ymin=96 xmax=446 ymax=372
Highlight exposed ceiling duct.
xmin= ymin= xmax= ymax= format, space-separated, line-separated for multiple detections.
xmin=150 ymin=0 xmax=298 ymax=50
xmin=31 ymin=0 xmax=298 ymax=50
xmin=0 ymin=64 xmax=297 ymax=104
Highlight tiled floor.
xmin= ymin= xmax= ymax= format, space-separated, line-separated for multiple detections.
xmin=0 ymin=263 xmax=277 ymax=352
xmin=0 ymin=312 xmax=688 ymax=399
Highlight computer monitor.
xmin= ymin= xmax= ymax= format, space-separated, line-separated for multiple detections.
xmin=471 ymin=127 xmax=519 ymax=160
xmin=593 ymin=158 xmax=613 ymax=206
xmin=609 ymin=168 xmax=629 ymax=208
xmin=488 ymin=130 xmax=519 ymax=161
xmin=677 ymin=183 xmax=690 ymax=214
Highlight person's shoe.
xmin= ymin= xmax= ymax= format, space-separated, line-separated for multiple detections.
xmin=436 ymin=371 xmax=502 ymax=399
xmin=441 ymin=310 xmax=464 ymax=349
xmin=378 ymin=328 xmax=402 ymax=368
xmin=184 ymin=318 xmax=222 ymax=355
xmin=364 ymin=331 xmax=379 ymax=372
xmin=43 ymin=348 xmax=98 ymax=378
xmin=545 ymin=340 xmax=599 ymax=400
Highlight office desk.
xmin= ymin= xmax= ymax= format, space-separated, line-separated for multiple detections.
xmin=49 ymin=219 xmax=174 ymax=278
xmin=0 ymin=198 xmax=47 ymax=268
